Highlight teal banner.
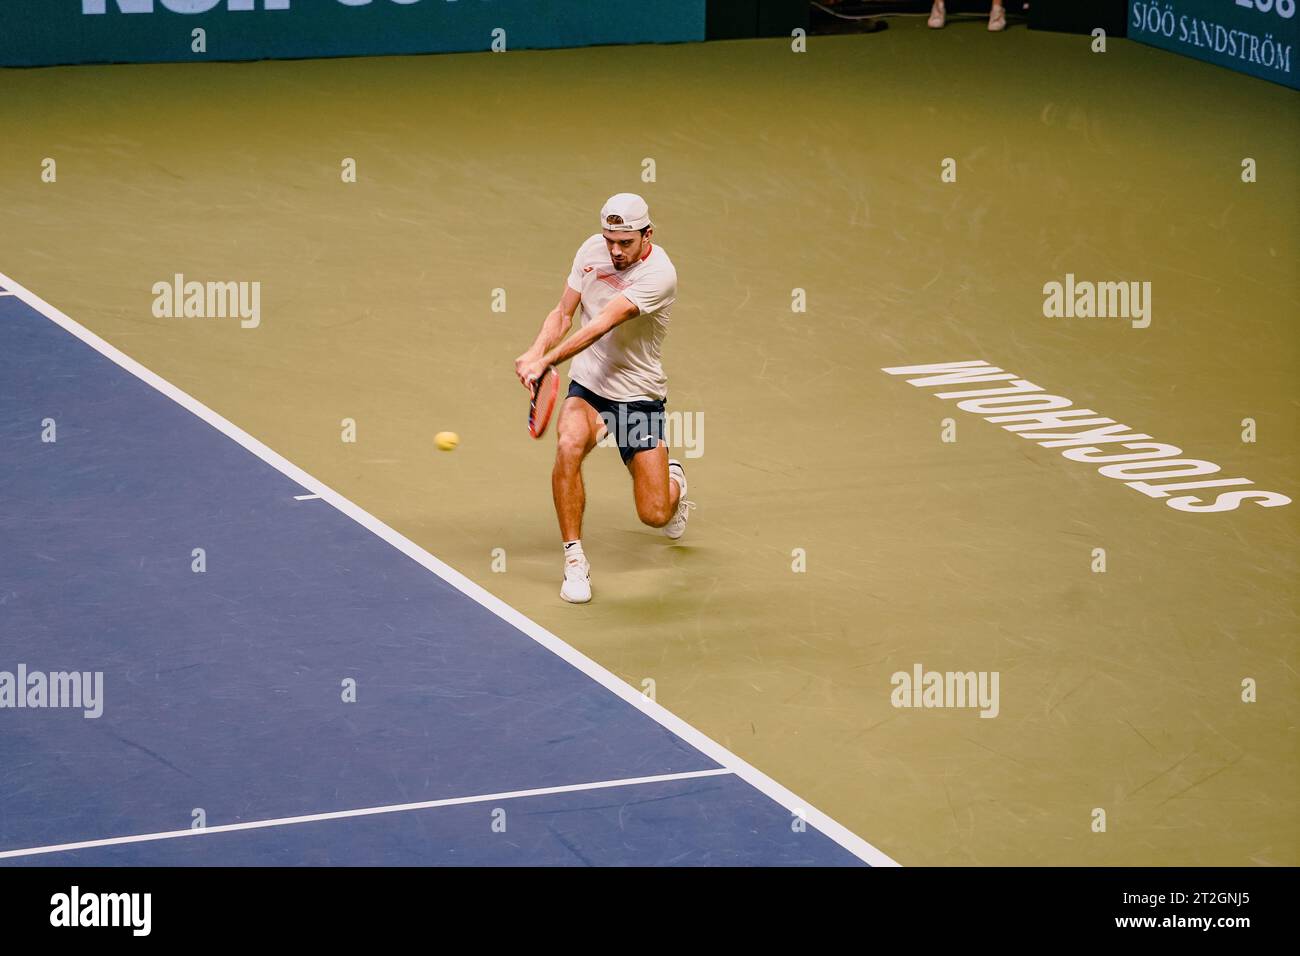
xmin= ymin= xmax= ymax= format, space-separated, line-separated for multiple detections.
xmin=1129 ymin=0 xmax=1299 ymax=89
xmin=1 ymin=0 xmax=705 ymax=68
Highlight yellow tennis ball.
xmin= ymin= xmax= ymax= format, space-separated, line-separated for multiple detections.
xmin=435 ymin=431 xmax=459 ymax=451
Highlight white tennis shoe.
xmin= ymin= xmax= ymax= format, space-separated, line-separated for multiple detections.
xmin=664 ymin=459 xmax=695 ymax=540
xmin=560 ymin=554 xmax=592 ymax=603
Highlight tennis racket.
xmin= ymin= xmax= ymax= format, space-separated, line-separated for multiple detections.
xmin=528 ymin=365 xmax=560 ymax=439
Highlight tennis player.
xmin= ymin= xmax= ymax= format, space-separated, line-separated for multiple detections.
xmin=514 ymin=193 xmax=693 ymax=604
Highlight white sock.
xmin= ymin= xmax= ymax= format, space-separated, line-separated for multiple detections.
xmin=563 ymin=540 xmax=585 ymax=562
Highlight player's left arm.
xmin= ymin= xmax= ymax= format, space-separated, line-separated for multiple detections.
xmin=537 ymin=294 xmax=640 ymax=369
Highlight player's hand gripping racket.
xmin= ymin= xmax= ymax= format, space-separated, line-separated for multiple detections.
xmin=528 ymin=365 xmax=560 ymax=438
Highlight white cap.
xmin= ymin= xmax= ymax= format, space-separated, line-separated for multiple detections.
xmin=600 ymin=193 xmax=653 ymax=233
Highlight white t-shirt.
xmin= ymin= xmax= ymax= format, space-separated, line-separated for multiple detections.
xmin=565 ymin=232 xmax=677 ymax=402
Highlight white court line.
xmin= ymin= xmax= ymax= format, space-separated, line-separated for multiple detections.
xmin=0 ymin=769 xmax=733 ymax=861
xmin=0 ymin=269 xmax=899 ymax=868
xmin=293 ymin=493 xmax=322 ymax=500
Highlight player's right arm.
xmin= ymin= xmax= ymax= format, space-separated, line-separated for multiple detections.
xmin=515 ymin=284 xmax=581 ymax=387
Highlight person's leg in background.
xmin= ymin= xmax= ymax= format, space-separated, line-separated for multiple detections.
xmin=928 ymin=2 xmax=1008 ymax=31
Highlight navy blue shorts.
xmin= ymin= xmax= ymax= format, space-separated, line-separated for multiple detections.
xmin=567 ymin=380 xmax=666 ymax=465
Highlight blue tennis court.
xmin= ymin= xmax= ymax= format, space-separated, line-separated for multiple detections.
xmin=0 ymin=276 xmax=891 ymax=867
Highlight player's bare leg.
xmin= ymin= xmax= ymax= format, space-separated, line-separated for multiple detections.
xmin=627 ymin=443 xmax=677 ymax=527
xmin=627 ymin=443 xmax=694 ymax=538
xmin=553 ymin=396 xmax=600 ymax=602
xmin=553 ymin=396 xmax=600 ymax=539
